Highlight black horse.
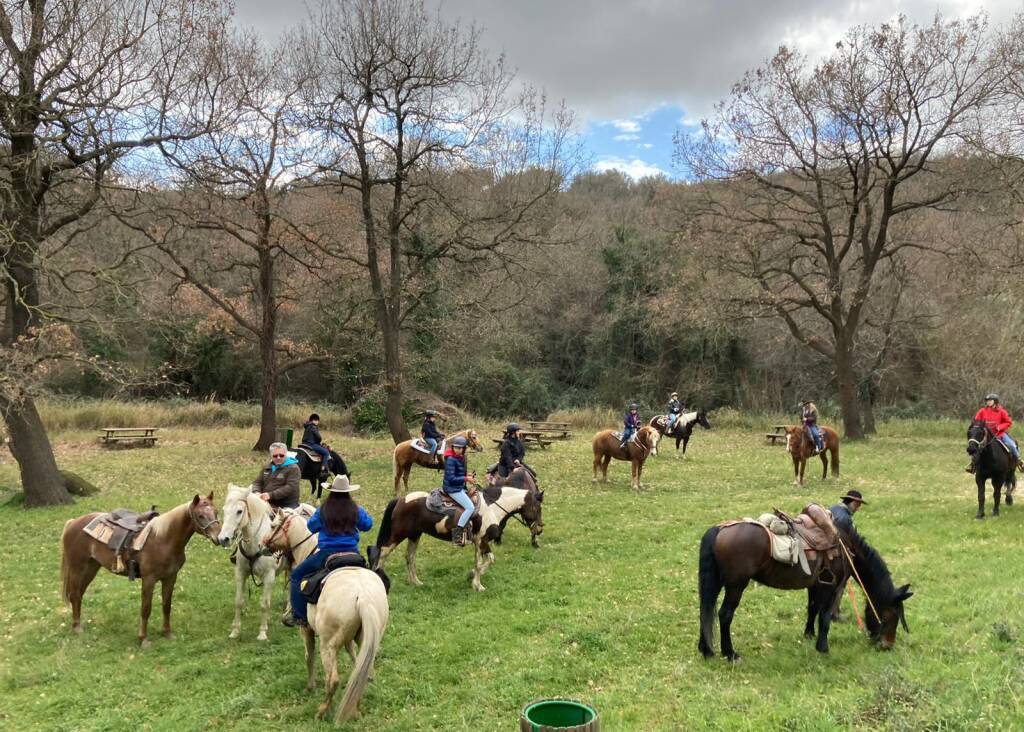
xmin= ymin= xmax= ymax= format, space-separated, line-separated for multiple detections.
xmin=966 ymin=420 xmax=1017 ymax=519
xmin=294 ymin=446 xmax=349 ymax=500
xmin=650 ymin=409 xmax=711 ymax=455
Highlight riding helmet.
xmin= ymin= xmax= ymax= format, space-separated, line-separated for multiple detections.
xmin=506 ymin=423 xmax=521 ymax=434
xmin=308 ymin=413 xmax=320 ymax=421
xmin=424 ymin=409 xmax=437 ymax=417
xmin=452 ymin=435 xmax=469 ymax=448
xmin=629 ymin=403 xmax=639 ymax=410
xmin=985 ymin=393 xmax=1000 ymax=403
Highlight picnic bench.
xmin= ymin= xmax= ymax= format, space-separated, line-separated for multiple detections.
xmin=523 ymin=421 xmax=573 ymax=440
xmin=492 ymin=431 xmax=553 ymax=449
xmin=764 ymin=425 xmax=789 ymax=446
xmin=100 ymin=427 xmax=159 ymax=448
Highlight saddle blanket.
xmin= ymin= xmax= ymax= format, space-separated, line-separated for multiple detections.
xmin=612 ymin=432 xmax=640 ymax=443
xmin=719 ymin=515 xmax=810 ymax=574
xmin=411 ymin=438 xmax=446 ymax=455
xmin=425 ymin=488 xmax=480 ymax=516
xmin=293 ymin=445 xmax=322 ymax=462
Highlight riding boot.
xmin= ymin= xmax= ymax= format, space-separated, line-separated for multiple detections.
xmin=451 ymin=525 xmax=465 ymax=547
xmin=366 ymin=544 xmax=381 ymax=571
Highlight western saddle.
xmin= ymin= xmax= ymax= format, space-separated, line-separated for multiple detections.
xmin=774 ymin=503 xmax=841 ymax=576
xmin=83 ymin=507 xmax=160 ymax=580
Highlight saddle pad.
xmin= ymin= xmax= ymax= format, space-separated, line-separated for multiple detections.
xmin=294 ymin=445 xmax=322 ymax=462
xmin=425 ymin=488 xmax=479 ymax=515
xmin=411 ymin=438 xmax=446 ymax=454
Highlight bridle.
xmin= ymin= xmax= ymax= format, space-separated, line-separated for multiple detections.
xmin=968 ymin=425 xmax=991 ymax=453
xmin=263 ymin=513 xmax=315 ymax=560
xmin=189 ymin=502 xmax=221 ymax=536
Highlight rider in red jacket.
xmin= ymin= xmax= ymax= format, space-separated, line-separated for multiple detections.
xmin=970 ymin=393 xmax=1024 ymax=472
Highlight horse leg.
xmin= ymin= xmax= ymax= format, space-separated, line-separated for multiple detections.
xmin=631 ymin=460 xmax=639 ymax=490
xmin=138 ymin=575 xmax=158 ymax=647
xmin=592 ymin=452 xmax=600 ymax=483
xmin=804 ymin=590 xmax=817 ymax=638
xmin=68 ymin=558 xmax=101 ymax=634
xmin=681 ymin=435 xmax=689 ymax=455
xmin=820 ymin=451 xmax=829 ymax=480
xmin=814 ymin=586 xmax=834 ymax=653
xmin=635 ymin=460 xmax=645 ymax=490
xmin=471 ymin=539 xmax=487 ymax=592
xmin=792 ymin=456 xmax=800 ymax=486
xmin=160 ymin=574 xmax=178 ymax=639
xmin=976 ymin=475 xmax=986 ymax=519
xmin=719 ymin=584 xmax=747 ymax=662
xmin=799 ymin=458 xmax=807 ymax=486
xmin=602 ymin=454 xmax=611 ymax=483
xmin=406 ymin=537 xmax=424 ymax=586
xmin=993 ymin=477 xmax=1003 ymax=517
xmin=302 ymin=626 xmax=317 ymax=691
xmin=229 ymin=560 xmax=246 ymax=639
xmin=316 ymin=637 xmax=341 ymax=720
xmin=257 ymin=563 xmax=275 ymax=641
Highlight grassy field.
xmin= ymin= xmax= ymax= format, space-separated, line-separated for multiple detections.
xmin=1 ymin=419 xmax=1022 ymax=731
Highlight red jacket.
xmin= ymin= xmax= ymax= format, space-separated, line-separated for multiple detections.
xmin=974 ymin=406 xmax=1013 ymax=437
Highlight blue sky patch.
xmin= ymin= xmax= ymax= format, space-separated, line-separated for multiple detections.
xmin=585 ymin=105 xmax=699 ymax=181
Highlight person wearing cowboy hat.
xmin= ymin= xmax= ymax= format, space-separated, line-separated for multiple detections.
xmin=800 ymin=399 xmax=824 ymax=453
xmin=666 ymin=392 xmax=684 ymax=433
xmin=829 ymin=490 xmax=867 ymax=621
xmin=284 ymin=475 xmax=373 ymax=628
xmin=621 ymin=403 xmax=642 ymax=449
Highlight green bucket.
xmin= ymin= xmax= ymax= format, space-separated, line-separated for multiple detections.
xmin=519 ymin=699 xmax=600 ymax=731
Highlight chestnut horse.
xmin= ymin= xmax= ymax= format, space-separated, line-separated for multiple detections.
xmin=392 ymin=429 xmax=483 ymax=496
xmin=591 ymin=425 xmax=659 ymax=490
xmin=60 ymin=493 xmax=221 ymax=646
xmin=784 ymin=424 xmax=840 ymax=485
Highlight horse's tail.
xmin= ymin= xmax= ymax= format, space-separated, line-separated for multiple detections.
xmin=336 ymin=593 xmax=384 ymax=723
xmin=375 ymin=498 xmax=398 ymax=548
xmin=60 ymin=519 xmax=76 ymax=606
xmin=698 ymin=525 xmax=722 ymax=657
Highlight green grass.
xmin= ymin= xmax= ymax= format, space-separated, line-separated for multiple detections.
xmin=0 ymin=420 xmax=1022 ymax=731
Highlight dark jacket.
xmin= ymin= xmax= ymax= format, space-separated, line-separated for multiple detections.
xmin=668 ymin=399 xmax=682 ymax=414
xmin=802 ymin=404 xmax=819 ymax=425
xmin=301 ymin=421 xmax=323 ymax=447
xmin=498 ymin=437 xmax=526 ymax=476
xmin=442 ymin=449 xmax=468 ymax=493
xmin=422 ymin=418 xmax=444 ymax=441
xmin=307 ymin=505 xmax=373 ymax=554
xmin=829 ymin=502 xmax=854 ymax=532
xmin=251 ymin=459 xmax=301 ymax=508
xmin=624 ymin=412 xmax=641 ymax=431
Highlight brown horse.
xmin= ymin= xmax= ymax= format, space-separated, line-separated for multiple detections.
xmin=784 ymin=425 xmax=840 ymax=485
xmin=60 ymin=493 xmax=221 ymax=646
xmin=591 ymin=425 xmax=659 ymax=490
xmin=392 ymin=429 xmax=483 ymax=496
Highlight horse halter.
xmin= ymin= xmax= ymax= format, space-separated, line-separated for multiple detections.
xmin=189 ymin=501 xmax=221 ymax=536
xmin=263 ymin=513 xmax=314 ymax=558
xmin=968 ymin=426 xmax=991 ymax=452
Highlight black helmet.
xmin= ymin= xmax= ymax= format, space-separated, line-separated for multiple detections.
xmin=985 ymin=393 xmax=1000 ymax=403
xmin=452 ymin=435 xmax=469 ymax=448
xmin=424 ymin=409 xmax=437 ymax=417
xmin=506 ymin=423 xmax=521 ymax=434
xmin=308 ymin=413 xmax=320 ymax=422
xmin=629 ymin=403 xmax=639 ymax=410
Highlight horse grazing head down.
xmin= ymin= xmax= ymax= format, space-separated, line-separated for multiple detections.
xmin=695 ymin=409 xmax=712 ymax=430
xmin=866 ymin=584 xmax=914 ymax=650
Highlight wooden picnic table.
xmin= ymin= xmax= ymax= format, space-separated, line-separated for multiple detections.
xmin=100 ymin=427 xmax=159 ymax=448
xmin=765 ymin=425 xmax=791 ymax=446
xmin=492 ymin=433 xmax=552 ymax=450
xmin=522 ymin=422 xmax=573 ymax=439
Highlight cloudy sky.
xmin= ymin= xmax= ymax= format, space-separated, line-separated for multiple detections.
xmin=234 ymin=0 xmax=1019 ymax=179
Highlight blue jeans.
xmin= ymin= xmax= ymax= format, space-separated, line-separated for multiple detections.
xmin=446 ymin=489 xmax=475 ymax=528
xmin=424 ymin=437 xmax=438 ymax=455
xmin=304 ymin=443 xmax=331 ymax=466
xmin=807 ymin=424 xmax=823 ymax=450
xmin=290 ymin=550 xmax=329 ymax=622
xmin=667 ymin=413 xmax=679 ymax=430
xmin=999 ymin=434 xmax=1020 ymax=460
xmin=621 ymin=428 xmax=636 ymax=446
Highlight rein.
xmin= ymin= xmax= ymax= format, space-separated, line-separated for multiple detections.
xmin=837 ymin=537 xmax=881 ymax=625
xmin=488 ymin=494 xmax=531 ymax=530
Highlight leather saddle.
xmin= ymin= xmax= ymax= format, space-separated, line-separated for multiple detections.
xmin=774 ymin=503 xmax=840 ymax=564
xmin=425 ymin=488 xmax=480 ymax=517
xmin=83 ymin=507 xmax=160 ymax=580
xmin=295 ymin=445 xmax=324 ymax=463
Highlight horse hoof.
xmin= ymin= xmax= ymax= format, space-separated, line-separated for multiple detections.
xmin=816 ymin=644 xmax=830 ymax=654
xmin=725 ymin=653 xmax=742 ymax=664
xmin=139 ymin=638 xmax=151 ymax=649
xmin=72 ymin=625 xmax=83 ymax=635
xmin=306 ymin=682 xmax=316 ymax=692
xmin=1006 ymin=495 xmax=1014 ymax=506
xmin=315 ymin=706 xmax=328 ymax=720
xmin=257 ymin=632 xmax=268 ymax=642
xmin=975 ymin=513 xmax=985 ymax=520
xmin=993 ymin=508 xmax=1000 ymax=516
xmin=228 ymin=629 xmax=240 ymax=640
xmin=162 ymin=630 xmax=175 ymax=640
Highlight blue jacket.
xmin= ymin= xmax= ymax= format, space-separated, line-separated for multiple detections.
xmin=307 ymin=505 xmax=373 ymax=554
xmin=442 ymin=450 xmax=468 ymax=493
xmin=422 ymin=418 xmax=443 ymax=440
xmin=624 ymin=412 xmax=641 ymax=431
xmin=829 ymin=502 xmax=853 ymax=532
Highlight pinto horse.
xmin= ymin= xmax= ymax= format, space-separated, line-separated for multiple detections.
xmin=592 ymin=425 xmax=659 ymax=489
xmin=649 ymin=409 xmax=712 ymax=456
xmin=373 ymin=476 xmax=544 ymax=591
xmin=966 ymin=420 xmax=1018 ymax=519
xmin=295 ymin=446 xmax=349 ymax=501
xmin=783 ymin=424 xmax=840 ymax=485
xmin=391 ymin=429 xmax=483 ymax=496
xmin=60 ymin=493 xmax=221 ymax=646
xmin=697 ymin=520 xmax=911 ymax=661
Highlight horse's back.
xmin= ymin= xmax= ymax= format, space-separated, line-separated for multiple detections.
xmin=317 ymin=569 xmax=390 ymax=633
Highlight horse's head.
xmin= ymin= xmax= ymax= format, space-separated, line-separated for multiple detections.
xmin=262 ymin=508 xmax=295 ymax=553
xmin=189 ymin=492 xmax=222 ymax=545
xmin=696 ymin=409 xmax=712 ymax=430
xmin=217 ymin=484 xmax=251 ymax=547
xmin=967 ymin=420 xmax=990 ymax=457
xmin=522 ymin=488 xmax=545 ymax=540
xmin=466 ymin=429 xmax=484 ymax=452
xmin=638 ymin=426 xmax=658 ymax=451
xmin=866 ymin=584 xmax=913 ymax=650
xmin=783 ymin=426 xmax=801 ymax=454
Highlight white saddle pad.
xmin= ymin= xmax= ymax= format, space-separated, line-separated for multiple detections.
xmin=411 ymin=438 xmax=445 ymax=454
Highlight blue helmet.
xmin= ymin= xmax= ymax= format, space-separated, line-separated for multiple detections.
xmin=452 ymin=435 xmax=469 ymax=448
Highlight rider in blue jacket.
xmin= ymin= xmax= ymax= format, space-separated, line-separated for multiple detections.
xmin=621 ymin=403 xmax=641 ymax=449
xmin=442 ymin=435 xmax=478 ymax=546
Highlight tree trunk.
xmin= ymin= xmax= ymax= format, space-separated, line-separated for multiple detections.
xmin=860 ymin=376 xmax=877 ymax=436
xmin=253 ymin=245 xmax=278 ymax=451
xmin=834 ymin=342 xmax=864 ymax=439
xmin=254 ymin=352 xmax=278 ymax=451
xmin=381 ymin=309 xmax=411 ymax=444
xmin=4 ymin=398 xmax=72 ymax=506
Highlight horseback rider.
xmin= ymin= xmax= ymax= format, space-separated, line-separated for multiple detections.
xmin=621 ymin=403 xmax=642 ymax=449
xmin=495 ymin=423 xmax=535 ymax=481
xmin=666 ymin=392 xmax=683 ymax=432
xmin=800 ymin=400 xmax=824 ymax=453
xmin=283 ymin=475 xmax=373 ymax=628
xmin=422 ymin=409 xmax=445 ymax=462
xmin=299 ymin=413 xmax=332 ymax=470
xmin=251 ymin=442 xmax=301 ymax=509
xmin=968 ymin=393 xmax=1024 ymax=473
xmin=443 ymin=435 xmax=478 ymax=547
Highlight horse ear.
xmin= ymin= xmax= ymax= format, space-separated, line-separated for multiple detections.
xmin=896 ymin=584 xmax=913 ymax=602
xmin=191 ymin=494 xmax=200 ymax=506
xmin=537 ymin=490 xmax=545 ymax=502
xmin=206 ymin=491 xmax=214 ymax=501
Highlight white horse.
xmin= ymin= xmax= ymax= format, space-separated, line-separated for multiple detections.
xmin=217 ymin=484 xmax=282 ymax=641
xmin=263 ymin=509 xmax=389 ymax=723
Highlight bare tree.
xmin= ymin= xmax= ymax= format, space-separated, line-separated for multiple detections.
xmin=677 ymin=14 xmax=1000 ymax=437
xmin=0 ymin=0 xmax=229 ymax=505
xmin=294 ymin=0 xmax=577 ymax=442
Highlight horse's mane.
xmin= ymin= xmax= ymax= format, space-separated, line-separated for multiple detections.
xmin=681 ymin=411 xmax=698 ymax=423
xmin=148 ymin=502 xmax=190 ymax=540
xmin=844 ymin=525 xmax=896 ymax=603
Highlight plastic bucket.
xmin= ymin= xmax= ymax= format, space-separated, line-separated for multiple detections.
xmin=519 ymin=699 xmax=600 ymax=731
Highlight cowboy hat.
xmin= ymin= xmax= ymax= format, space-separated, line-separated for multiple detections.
xmin=326 ymin=475 xmax=361 ymax=493
xmin=840 ymin=490 xmax=867 ymax=504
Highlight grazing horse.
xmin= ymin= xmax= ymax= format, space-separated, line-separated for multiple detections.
xmin=784 ymin=424 xmax=840 ymax=485
xmin=966 ymin=420 xmax=1018 ymax=519
xmin=649 ymin=409 xmax=712 ymax=456
xmin=60 ymin=493 xmax=221 ymax=646
xmin=373 ymin=479 xmax=545 ymax=591
xmin=217 ymin=485 xmax=284 ymax=641
xmin=263 ymin=511 xmax=388 ymax=724
xmin=391 ymin=428 xmax=483 ymax=496
xmin=591 ymin=425 xmax=659 ymax=490
xmin=295 ymin=447 xmax=349 ymax=501
xmin=697 ymin=520 xmax=911 ymax=661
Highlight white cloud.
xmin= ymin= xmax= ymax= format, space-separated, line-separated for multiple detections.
xmin=594 ymin=156 xmax=667 ymax=180
xmin=612 ymin=119 xmax=641 ymax=133
xmin=613 ymin=133 xmax=640 ymax=141
xmin=640 ymin=143 xmax=654 ymax=149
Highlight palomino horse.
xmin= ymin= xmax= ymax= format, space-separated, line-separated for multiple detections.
xmin=966 ymin=420 xmax=1018 ymax=519
xmin=392 ymin=429 xmax=483 ymax=496
xmin=784 ymin=424 xmax=840 ymax=485
xmin=649 ymin=409 xmax=712 ymax=455
xmin=217 ymin=485 xmax=285 ymax=641
xmin=60 ymin=493 xmax=221 ymax=646
xmin=373 ymin=476 xmax=545 ymax=591
xmin=263 ymin=511 xmax=388 ymax=724
xmin=592 ymin=425 xmax=659 ymax=489
xmin=697 ymin=519 xmax=911 ymax=661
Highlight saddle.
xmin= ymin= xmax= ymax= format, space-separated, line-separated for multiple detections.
xmin=294 ymin=445 xmax=323 ymax=463
xmin=82 ymin=507 xmax=160 ymax=580
xmin=425 ymin=488 xmax=480 ymax=517
xmin=300 ymin=552 xmax=366 ymax=604
xmin=722 ymin=503 xmax=840 ymax=578
xmin=411 ymin=438 xmax=446 ymax=455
